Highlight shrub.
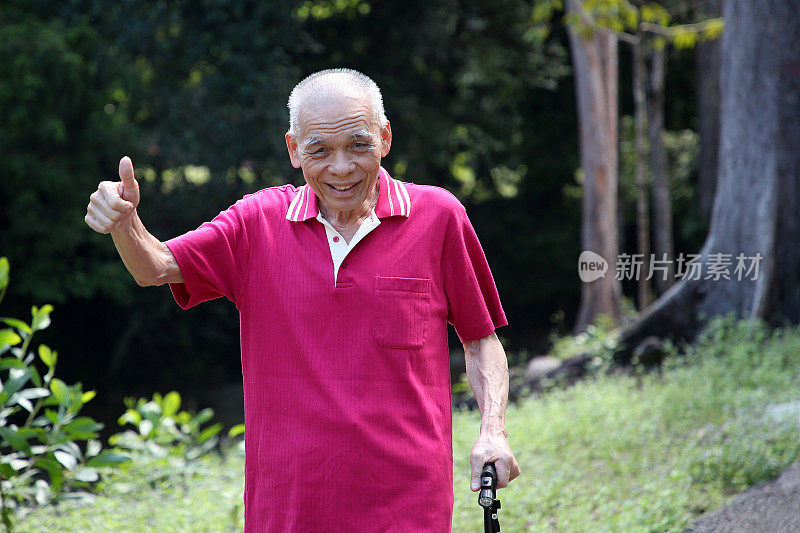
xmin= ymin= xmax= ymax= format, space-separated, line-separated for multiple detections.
xmin=549 ymin=313 xmax=620 ymax=372
xmin=0 ymin=258 xmax=128 ymax=532
xmin=110 ymin=391 xmax=223 ymax=464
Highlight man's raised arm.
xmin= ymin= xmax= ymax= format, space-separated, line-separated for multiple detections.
xmin=464 ymin=331 xmax=521 ymax=492
xmin=85 ymin=156 xmax=183 ymax=287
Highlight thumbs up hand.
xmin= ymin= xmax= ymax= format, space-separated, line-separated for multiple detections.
xmin=85 ymin=156 xmax=140 ymax=234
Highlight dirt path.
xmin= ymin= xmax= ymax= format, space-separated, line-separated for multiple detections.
xmin=686 ymin=461 xmax=800 ymax=532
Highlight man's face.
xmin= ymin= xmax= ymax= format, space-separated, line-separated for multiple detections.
xmin=286 ymin=93 xmax=391 ymax=217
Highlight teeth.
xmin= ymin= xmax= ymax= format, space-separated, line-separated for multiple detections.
xmin=331 ymin=184 xmax=354 ymax=191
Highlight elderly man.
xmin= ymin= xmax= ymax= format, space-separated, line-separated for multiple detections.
xmin=85 ymin=68 xmax=519 ymax=531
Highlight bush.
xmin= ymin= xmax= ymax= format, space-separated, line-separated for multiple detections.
xmin=110 ymin=391 xmax=223 ymax=464
xmin=549 ymin=313 xmax=620 ymax=372
xmin=0 ymin=258 xmax=128 ymax=532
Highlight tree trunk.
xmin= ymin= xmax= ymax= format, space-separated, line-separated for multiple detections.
xmin=619 ymin=0 xmax=800 ymax=357
xmin=648 ymin=43 xmax=675 ymax=294
xmin=567 ymin=0 xmax=623 ymax=332
xmin=633 ymin=35 xmax=653 ymax=309
xmin=695 ymin=0 xmax=722 ymax=222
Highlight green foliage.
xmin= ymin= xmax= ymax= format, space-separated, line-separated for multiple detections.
xmin=688 ymin=417 xmax=800 ymax=495
xmin=549 ymin=314 xmax=621 ymax=371
xmin=110 ymin=391 xmax=222 ymax=464
xmin=13 ymin=318 xmax=800 ymax=531
xmin=14 ymin=452 xmax=246 ymax=533
xmin=537 ymin=0 xmax=723 ymax=50
xmin=294 ymin=0 xmax=372 ymax=20
xmin=0 ymin=259 xmax=127 ymax=532
xmin=452 ymin=318 xmax=800 ymax=531
xmin=618 ymin=117 xmax=704 ymax=250
xmin=618 ymin=117 xmax=700 ymax=201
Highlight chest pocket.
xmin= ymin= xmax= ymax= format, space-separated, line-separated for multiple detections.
xmin=373 ymin=276 xmax=431 ymax=349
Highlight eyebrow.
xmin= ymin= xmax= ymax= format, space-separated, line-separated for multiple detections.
xmin=351 ymin=130 xmax=376 ymax=141
xmin=300 ymin=130 xmax=376 ymax=150
xmin=301 ymin=137 xmax=324 ymax=150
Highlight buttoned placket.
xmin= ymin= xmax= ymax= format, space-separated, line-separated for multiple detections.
xmin=316 ymin=209 xmax=381 ymax=286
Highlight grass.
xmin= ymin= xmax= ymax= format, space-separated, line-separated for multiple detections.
xmin=15 ymin=317 xmax=800 ymax=532
xmin=14 ymin=453 xmax=246 ymax=532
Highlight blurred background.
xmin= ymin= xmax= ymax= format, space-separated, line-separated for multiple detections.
xmin=0 ymin=0 xmax=725 ymax=429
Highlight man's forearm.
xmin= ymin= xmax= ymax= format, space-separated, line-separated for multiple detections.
xmin=111 ymin=213 xmax=183 ymax=286
xmin=463 ymin=332 xmax=509 ymax=435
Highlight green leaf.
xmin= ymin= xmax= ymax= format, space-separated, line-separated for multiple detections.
xmin=8 ymin=457 xmax=31 ymax=471
xmin=17 ymin=387 xmax=50 ymax=400
xmin=44 ymin=408 xmax=59 ymax=425
xmin=228 ymin=423 xmax=245 ymax=438
xmin=5 ymin=368 xmax=32 ymax=396
xmin=108 ymin=431 xmax=145 ymax=451
xmin=0 ymin=357 xmax=26 ymax=370
xmin=87 ymin=452 xmax=130 ymax=468
xmin=0 ymin=258 xmax=8 ymax=291
xmin=138 ymin=418 xmax=153 ymax=437
xmin=0 ymin=462 xmax=14 ymax=478
xmin=197 ymin=423 xmax=222 ymax=444
xmin=196 ymin=408 xmax=214 ymax=425
xmin=162 ymin=391 xmax=181 ymax=417
xmin=118 ymin=409 xmax=141 ymax=427
xmin=701 ymin=18 xmax=724 ymax=41
xmin=673 ymin=30 xmax=697 ymax=50
xmin=49 ymin=378 xmax=69 ymax=405
xmin=34 ymin=479 xmax=50 ymax=505
xmin=31 ymin=305 xmax=54 ymax=332
xmin=38 ymin=345 xmax=57 ymax=368
xmin=0 ymin=329 xmax=22 ymax=349
xmin=1 ymin=318 xmax=31 ymax=335
xmin=16 ymin=396 xmax=33 ymax=413
xmin=81 ymin=390 xmax=96 ymax=404
xmin=74 ymin=467 xmax=99 ymax=482
xmin=0 ymin=426 xmax=31 ymax=454
xmin=63 ymin=417 xmax=103 ymax=440
xmin=34 ymin=457 xmax=63 ymax=493
xmin=54 ymin=450 xmax=77 ymax=471
xmin=86 ymin=439 xmax=102 ymax=458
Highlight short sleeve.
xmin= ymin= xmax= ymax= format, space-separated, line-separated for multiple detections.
xmin=443 ymin=205 xmax=507 ymax=342
xmin=164 ymin=199 xmax=251 ymax=309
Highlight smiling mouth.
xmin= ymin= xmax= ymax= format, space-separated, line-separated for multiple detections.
xmin=328 ymin=182 xmax=358 ymax=191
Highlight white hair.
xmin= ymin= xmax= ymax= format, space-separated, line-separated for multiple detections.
xmin=287 ymin=68 xmax=388 ymax=136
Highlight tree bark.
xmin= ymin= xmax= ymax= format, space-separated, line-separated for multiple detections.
xmin=633 ymin=35 xmax=653 ymax=309
xmin=619 ymin=0 xmax=800 ymax=357
xmin=648 ymin=42 xmax=675 ymax=294
xmin=567 ymin=0 xmax=623 ymax=332
xmin=695 ymin=0 xmax=722 ymax=222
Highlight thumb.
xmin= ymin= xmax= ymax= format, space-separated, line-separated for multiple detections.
xmin=470 ymin=466 xmax=481 ymax=492
xmin=119 ymin=156 xmax=136 ymax=189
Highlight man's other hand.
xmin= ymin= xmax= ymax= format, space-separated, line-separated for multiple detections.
xmin=85 ymin=156 xmax=140 ymax=234
xmin=469 ymin=431 xmax=521 ymax=491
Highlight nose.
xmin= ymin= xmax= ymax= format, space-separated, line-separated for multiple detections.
xmin=329 ymin=149 xmax=354 ymax=176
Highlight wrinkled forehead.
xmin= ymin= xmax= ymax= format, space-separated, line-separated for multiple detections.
xmin=296 ymin=91 xmax=380 ymax=139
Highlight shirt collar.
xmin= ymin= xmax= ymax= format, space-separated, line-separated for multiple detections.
xmin=285 ymin=166 xmax=411 ymax=222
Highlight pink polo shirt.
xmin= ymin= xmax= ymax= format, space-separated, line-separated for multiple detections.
xmin=165 ymin=167 xmax=506 ymax=532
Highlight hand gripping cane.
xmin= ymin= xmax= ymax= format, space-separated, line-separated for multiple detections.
xmin=478 ymin=462 xmax=501 ymax=532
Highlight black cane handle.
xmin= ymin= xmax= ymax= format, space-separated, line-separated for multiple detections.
xmin=478 ymin=462 xmax=497 ymax=508
xmin=479 ymin=462 xmax=501 ymax=532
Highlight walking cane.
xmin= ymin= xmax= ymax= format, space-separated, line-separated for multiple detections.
xmin=478 ymin=462 xmax=501 ymax=532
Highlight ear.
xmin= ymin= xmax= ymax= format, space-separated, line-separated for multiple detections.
xmin=380 ymin=121 xmax=392 ymax=158
xmin=286 ymin=132 xmax=302 ymax=169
